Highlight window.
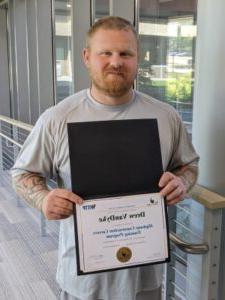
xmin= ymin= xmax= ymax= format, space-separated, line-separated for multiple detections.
xmin=92 ymin=0 xmax=110 ymax=24
xmin=137 ymin=0 xmax=197 ymax=133
xmin=53 ymin=0 xmax=73 ymax=102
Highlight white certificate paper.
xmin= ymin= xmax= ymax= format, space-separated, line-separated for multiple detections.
xmin=75 ymin=193 xmax=169 ymax=274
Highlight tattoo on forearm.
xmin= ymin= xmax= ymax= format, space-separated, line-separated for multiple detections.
xmin=12 ymin=173 xmax=49 ymax=211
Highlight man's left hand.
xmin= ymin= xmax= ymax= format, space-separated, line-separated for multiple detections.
xmin=159 ymin=171 xmax=186 ymax=205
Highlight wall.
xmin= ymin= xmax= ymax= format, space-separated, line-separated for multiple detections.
xmin=1 ymin=0 xmax=54 ymax=124
xmin=0 ymin=8 xmax=11 ymax=117
xmin=192 ymin=0 xmax=225 ymax=298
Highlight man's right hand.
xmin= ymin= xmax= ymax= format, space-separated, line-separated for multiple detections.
xmin=42 ymin=188 xmax=83 ymax=220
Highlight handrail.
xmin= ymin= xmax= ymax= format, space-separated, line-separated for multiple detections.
xmin=169 ymin=232 xmax=209 ymax=254
xmin=0 ymin=132 xmax=23 ymax=148
xmin=0 ymin=115 xmax=33 ymax=132
xmin=189 ymin=185 xmax=225 ymax=210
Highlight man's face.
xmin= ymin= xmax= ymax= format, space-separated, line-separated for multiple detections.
xmin=83 ymin=29 xmax=138 ymax=98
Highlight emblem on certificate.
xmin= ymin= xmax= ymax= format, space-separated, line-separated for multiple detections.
xmin=116 ymin=247 xmax=132 ymax=263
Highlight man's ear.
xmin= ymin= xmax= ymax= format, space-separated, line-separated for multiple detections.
xmin=82 ymin=48 xmax=90 ymax=67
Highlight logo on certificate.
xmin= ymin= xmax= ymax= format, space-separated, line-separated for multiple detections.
xmin=147 ymin=197 xmax=159 ymax=206
xmin=82 ymin=204 xmax=96 ymax=210
xmin=116 ymin=247 xmax=132 ymax=263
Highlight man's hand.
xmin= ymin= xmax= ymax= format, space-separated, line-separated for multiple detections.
xmin=159 ymin=172 xmax=186 ymax=205
xmin=12 ymin=173 xmax=84 ymax=220
xmin=42 ymin=189 xmax=83 ymax=220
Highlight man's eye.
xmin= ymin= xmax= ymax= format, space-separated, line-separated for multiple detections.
xmin=101 ymin=52 xmax=111 ymax=56
xmin=120 ymin=52 xmax=132 ymax=57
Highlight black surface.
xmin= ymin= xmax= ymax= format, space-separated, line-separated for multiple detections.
xmin=67 ymin=119 xmax=163 ymax=199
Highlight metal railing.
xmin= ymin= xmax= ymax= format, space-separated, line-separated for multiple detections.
xmin=1 ymin=114 xmax=225 ymax=299
xmin=166 ymin=186 xmax=225 ymax=299
xmin=169 ymin=232 xmax=209 ymax=255
xmin=0 ymin=114 xmax=209 ymax=253
xmin=0 ymin=115 xmax=49 ymax=235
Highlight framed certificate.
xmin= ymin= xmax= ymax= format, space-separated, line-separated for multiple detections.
xmin=74 ymin=193 xmax=169 ymax=275
xmin=68 ymin=119 xmax=170 ymax=275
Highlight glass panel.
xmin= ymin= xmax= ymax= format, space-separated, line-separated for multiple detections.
xmin=54 ymin=0 xmax=73 ymax=102
xmin=137 ymin=0 xmax=197 ymax=133
xmin=92 ymin=0 xmax=110 ymax=23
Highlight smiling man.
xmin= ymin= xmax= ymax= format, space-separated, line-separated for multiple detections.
xmin=12 ymin=17 xmax=199 ymax=300
xmin=83 ymin=26 xmax=138 ymax=103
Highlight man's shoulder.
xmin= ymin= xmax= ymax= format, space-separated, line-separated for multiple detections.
xmin=40 ymin=89 xmax=88 ymax=123
xmin=135 ymin=90 xmax=180 ymax=118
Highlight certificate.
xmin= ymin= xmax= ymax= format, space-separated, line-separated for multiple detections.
xmin=68 ymin=119 xmax=170 ymax=274
xmin=74 ymin=193 xmax=169 ymax=275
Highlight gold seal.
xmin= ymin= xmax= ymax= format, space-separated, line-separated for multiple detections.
xmin=116 ymin=247 xmax=132 ymax=263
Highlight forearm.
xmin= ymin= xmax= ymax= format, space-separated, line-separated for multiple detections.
xmin=12 ymin=172 xmax=50 ymax=212
xmin=173 ymin=165 xmax=198 ymax=193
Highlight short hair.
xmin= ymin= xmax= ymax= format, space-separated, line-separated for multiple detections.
xmin=86 ymin=16 xmax=138 ymax=48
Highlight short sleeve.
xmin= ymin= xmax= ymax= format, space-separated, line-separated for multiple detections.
xmin=167 ymin=112 xmax=199 ymax=171
xmin=11 ymin=110 xmax=57 ymax=179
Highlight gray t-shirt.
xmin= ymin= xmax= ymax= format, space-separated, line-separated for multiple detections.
xmin=12 ymin=89 xmax=199 ymax=300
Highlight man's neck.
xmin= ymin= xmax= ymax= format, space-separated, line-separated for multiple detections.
xmin=90 ymin=87 xmax=134 ymax=106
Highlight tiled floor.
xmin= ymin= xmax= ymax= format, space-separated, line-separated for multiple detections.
xmin=0 ymin=171 xmax=60 ymax=299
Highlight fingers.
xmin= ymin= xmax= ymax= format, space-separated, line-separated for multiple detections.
xmin=47 ymin=212 xmax=70 ymax=220
xmin=55 ymin=197 xmax=73 ymax=210
xmin=159 ymin=172 xmax=186 ymax=206
xmin=51 ymin=189 xmax=83 ymax=205
xmin=42 ymin=189 xmax=84 ymax=220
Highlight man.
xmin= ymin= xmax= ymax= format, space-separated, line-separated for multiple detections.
xmin=12 ymin=17 xmax=199 ymax=300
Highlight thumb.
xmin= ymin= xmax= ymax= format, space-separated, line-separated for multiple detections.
xmin=158 ymin=172 xmax=174 ymax=188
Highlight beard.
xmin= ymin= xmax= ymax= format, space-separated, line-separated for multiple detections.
xmin=89 ymin=68 xmax=135 ymax=98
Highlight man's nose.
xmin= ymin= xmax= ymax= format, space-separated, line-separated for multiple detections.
xmin=109 ymin=53 xmax=123 ymax=68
